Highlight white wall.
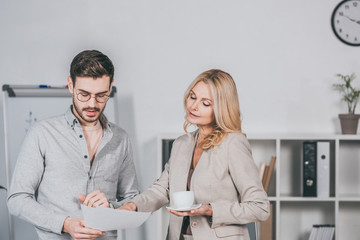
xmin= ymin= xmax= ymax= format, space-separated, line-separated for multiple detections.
xmin=0 ymin=0 xmax=359 ymax=240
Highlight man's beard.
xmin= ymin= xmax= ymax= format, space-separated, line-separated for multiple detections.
xmin=72 ymin=96 xmax=105 ymax=123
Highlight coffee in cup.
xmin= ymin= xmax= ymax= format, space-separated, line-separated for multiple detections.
xmin=172 ymin=191 xmax=194 ymax=208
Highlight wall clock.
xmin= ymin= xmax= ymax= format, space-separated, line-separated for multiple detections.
xmin=331 ymin=0 xmax=360 ymax=46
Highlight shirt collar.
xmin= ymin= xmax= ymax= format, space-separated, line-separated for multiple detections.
xmin=65 ymin=106 xmax=109 ymax=130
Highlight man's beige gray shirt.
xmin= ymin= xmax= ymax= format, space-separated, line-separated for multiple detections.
xmin=7 ymin=107 xmax=139 ymax=239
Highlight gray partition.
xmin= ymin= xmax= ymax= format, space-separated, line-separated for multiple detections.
xmin=247 ymin=222 xmax=258 ymax=240
xmin=2 ymin=85 xmax=117 ymax=240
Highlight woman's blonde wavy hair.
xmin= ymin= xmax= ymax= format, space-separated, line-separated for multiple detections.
xmin=183 ymin=69 xmax=244 ymax=150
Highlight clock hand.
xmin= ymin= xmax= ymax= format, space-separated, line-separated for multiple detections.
xmin=343 ymin=15 xmax=360 ymax=25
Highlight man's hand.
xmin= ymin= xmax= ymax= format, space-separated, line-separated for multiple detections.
xmin=117 ymin=202 xmax=137 ymax=211
xmin=63 ymin=217 xmax=105 ymax=240
xmin=79 ymin=190 xmax=110 ymax=208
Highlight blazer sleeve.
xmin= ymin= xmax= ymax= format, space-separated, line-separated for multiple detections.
xmin=210 ymin=134 xmax=270 ymax=228
xmin=131 ymin=139 xmax=180 ymax=212
xmin=131 ymin=162 xmax=170 ymax=212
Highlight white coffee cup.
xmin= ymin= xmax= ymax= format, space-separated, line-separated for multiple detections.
xmin=173 ymin=191 xmax=194 ymax=208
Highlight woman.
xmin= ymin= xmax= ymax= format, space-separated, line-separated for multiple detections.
xmin=121 ymin=69 xmax=270 ymax=240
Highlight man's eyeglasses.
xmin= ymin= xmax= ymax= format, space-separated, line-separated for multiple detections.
xmin=76 ymin=91 xmax=110 ymax=103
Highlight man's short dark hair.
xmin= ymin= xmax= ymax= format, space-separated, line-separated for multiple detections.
xmin=70 ymin=50 xmax=114 ymax=87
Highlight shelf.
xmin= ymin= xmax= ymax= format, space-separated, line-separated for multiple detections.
xmin=159 ymin=133 xmax=360 ymax=240
xmin=338 ymin=196 xmax=360 ymax=202
xmin=278 ymin=197 xmax=336 ymax=202
xmin=280 ymin=202 xmax=335 ymax=240
xmin=270 ymin=196 xmax=360 ymax=202
xmin=159 ymin=132 xmax=360 ymax=141
xmin=338 ymin=202 xmax=360 ymax=238
xmin=338 ymin=140 xmax=360 ymax=197
xmin=279 ymin=139 xmax=336 ymax=198
xmin=248 ymin=133 xmax=360 ymax=141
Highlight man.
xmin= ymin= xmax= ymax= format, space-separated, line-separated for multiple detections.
xmin=7 ymin=50 xmax=139 ymax=239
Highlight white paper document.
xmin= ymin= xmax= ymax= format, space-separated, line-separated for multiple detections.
xmin=81 ymin=205 xmax=151 ymax=231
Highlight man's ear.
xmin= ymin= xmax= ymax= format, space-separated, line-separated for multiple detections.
xmin=67 ymin=77 xmax=74 ymax=94
xmin=109 ymin=81 xmax=113 ymax=93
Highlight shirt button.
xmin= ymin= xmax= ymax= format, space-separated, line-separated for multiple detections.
xmin=89 ymin=175 xmax=92 ymax=180
xmin=79 ymin=134 xmax=83 ymax=138
xmin=84 ymin=155 xmax=88 ymax=159
xmin=191 ymin=222 xmax=198 ymax=228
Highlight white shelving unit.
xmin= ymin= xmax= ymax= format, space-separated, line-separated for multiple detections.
xmin=158 ymin=133 xmax=360 ymax=240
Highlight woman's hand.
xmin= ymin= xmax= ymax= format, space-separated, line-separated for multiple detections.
xmin=117 ymin=202 xmax=137 ymax=211
xmin=167 ymin=204 xmax=212 ymax=217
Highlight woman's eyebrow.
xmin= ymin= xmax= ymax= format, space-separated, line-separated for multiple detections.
xmin=190 ymin=90 xmax=212 ymax=102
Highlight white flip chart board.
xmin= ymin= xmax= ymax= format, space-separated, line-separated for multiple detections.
xmin=2 ymin=85 xmax=118 ymax=240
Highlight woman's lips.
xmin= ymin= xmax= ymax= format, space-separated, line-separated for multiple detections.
xmin=189 ymin=112 xmax=199 ymax=118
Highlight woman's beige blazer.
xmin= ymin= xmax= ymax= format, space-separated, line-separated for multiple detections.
xmin=132 ymin=131 xmax=270 ymax=240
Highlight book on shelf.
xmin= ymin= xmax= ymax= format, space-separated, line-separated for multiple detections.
xmin=258 ymin=162 xmax=266 ymax=181
xmin=262 ymin=165 xmax=269 ymax=187
xmin=308 ymin=224 xmax=335 ymax=240
xmin=258 ymin=157 xmax=276 ymax=240
xmin=264 ymin=156 xmax=276 ymax=193
xmin=258 ymin=156 xmax=276 ymax=193
xmin=260 ymin=203 xmax=273 ymax=240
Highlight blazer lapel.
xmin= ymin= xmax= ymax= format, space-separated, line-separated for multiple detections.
xmin=190 ymin=144 xmax=208 ymax=191
xmin=177 ymin=130 xmax=198 ymax=191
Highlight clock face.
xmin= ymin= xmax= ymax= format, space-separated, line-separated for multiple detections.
xmin=331 ymin=0 xmax=360 ymax=46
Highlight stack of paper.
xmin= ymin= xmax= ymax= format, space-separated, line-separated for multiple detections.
xmin=81 ymin=205 xmax=151 ymax=231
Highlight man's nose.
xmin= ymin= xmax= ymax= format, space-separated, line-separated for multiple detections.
xmin=88 ymin=96 xmax=96 ymax=107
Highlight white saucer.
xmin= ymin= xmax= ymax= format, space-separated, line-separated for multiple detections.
xmin=166 ymin=203 xmax=202 ymax=212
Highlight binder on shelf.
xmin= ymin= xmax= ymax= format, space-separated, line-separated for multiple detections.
xmin=302 ymin=141 xmax=331 ymax=197
xmin=303 ymin=141 xmax=317 ymax=197
xmin=317 ymin=141 xmax=330 ymax=198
